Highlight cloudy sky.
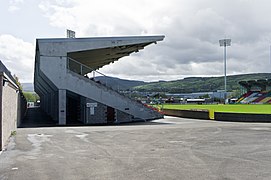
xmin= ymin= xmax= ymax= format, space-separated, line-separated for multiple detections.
xmin=1 ymin=0 xmax=271 ymax=82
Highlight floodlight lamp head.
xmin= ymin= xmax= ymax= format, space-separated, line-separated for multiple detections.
xmin=67 ymin=29 xmax=76 ymax=38
xmin=219 ymin=39 xmax=231 ymax=47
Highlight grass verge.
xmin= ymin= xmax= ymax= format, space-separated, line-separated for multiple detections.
xmin=161 ymin=104 xmax=271 ymax=114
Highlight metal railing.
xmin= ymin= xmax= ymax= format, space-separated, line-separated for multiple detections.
xmin=67 ymin=57 xmax=112 ymax=88
xmin=66 ymin=57 xmax=131 ymax=94
xmin=66 ymin=57 xmax=161 ymax=112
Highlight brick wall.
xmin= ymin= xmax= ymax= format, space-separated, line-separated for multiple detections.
xmin=85 ymin=98 xmax=107 ymax=124
xmin=116 ymin=110 xmax=132 ymax=123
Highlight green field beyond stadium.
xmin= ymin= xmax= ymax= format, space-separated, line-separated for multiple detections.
xmin=162 ymin=104 xmax=271 ymax=114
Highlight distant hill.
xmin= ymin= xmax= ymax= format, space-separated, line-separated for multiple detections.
xmin=94 ymin=76 xmax=146 ymax=90
xmin=132 ymin=73 xmax=271 ymax=93
xmin=22 ymin=83 xmax=34 ymax=92
xmin=21 ymin=76 xmax=145 ymax=92
xmin=21 ymin=73 xmax=271 ymax=93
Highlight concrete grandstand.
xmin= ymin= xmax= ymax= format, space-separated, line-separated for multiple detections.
xmin=237 ymin=79 xmax=271 ymax=104
xmin=34 ymin=35 xmax=164 ymax=125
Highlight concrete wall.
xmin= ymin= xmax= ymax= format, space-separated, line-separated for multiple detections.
xmin=163 ymin=109 xmax=271 ymax=123
xmin=0 ymin=79 xmax=19 ymax=150
xmin=215 ymin=112 xmax=271 ymax=122
xmin=116 ymin=110 xmax=132 ymax=123
xmin=0 ymin=75 xmax=2 ymax=150
xmin=0 ymin=72 xmax=26 ymax=150
xmin=17 ymin=92 xmax=27 ymax=127
xmin=38 ymin=55 xmax=162 ymax=122
xmin=39 ymin=55 xmax=160 ymax=120
xmin=78 ymin=96 xmax=133 ymax=125
xmin=163 ymin=109 xmax=209 ymax=120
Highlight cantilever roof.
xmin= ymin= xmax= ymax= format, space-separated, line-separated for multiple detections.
xmin=36 ymin=35 xmax=165 ymax=71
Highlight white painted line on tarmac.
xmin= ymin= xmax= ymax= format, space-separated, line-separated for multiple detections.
xmin=249 ymin=127 xmax=271 ymax=131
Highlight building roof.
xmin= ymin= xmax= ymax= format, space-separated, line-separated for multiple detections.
xmin=239 ymin=79 xmax=271 ymax=90
xmin=0 ymin=60 xmax=17 ymax=84
xmin=36 ymin=35 xmax=165 ymax=71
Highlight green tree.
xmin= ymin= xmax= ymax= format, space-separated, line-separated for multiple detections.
xmin=23 ymin=92 xmax=40 ymax=102
xmin=200 ymin=94 xmax=210 ymax=99
xmin=13 ymin=74 xmax=23 ymax=91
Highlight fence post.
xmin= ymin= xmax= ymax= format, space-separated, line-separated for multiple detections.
xmin=209 ymin=109 xmax=215 ymax=120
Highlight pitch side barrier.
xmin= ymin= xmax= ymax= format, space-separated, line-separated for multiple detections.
xmin=163 ymin=109 xmax=271 ymax=122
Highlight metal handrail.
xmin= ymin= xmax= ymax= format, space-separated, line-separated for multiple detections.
xmin=66 ymin=57 xmax=132 ymax=94
xmin=66 ymin=57 xmax=156 ymax=110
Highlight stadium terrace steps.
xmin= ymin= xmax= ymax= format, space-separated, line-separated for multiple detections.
xmin=238 ymin=79 xmax=271 ymax=104
xmin=240 ymin=92 xmax=259 ymax=104
xmin=253 ymin=93 xmax=267 ymax=103
xmin=237 ymin=91 xmax=253 ymax=103
xmin=244 ymin=91 xmax=253 ymax=98
xmin=236 ymin=97 xmax=244 ymax=103
xmin=238 ymin=91 xmax=271 ymax=104
xmin=261 ymin=97 xmax=271 ymax=103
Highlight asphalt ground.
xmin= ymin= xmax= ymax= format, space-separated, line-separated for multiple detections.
xmin=1 ymin=116 xmax=271 ymax=180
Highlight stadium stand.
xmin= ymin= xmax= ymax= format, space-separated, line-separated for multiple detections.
xmin=34 ymin=36 xmax=164 ymax=125
xmin=238 ymin=80 xmax=271 ymax=104
xmin=236 ymin=91 xmax=253 ymax=103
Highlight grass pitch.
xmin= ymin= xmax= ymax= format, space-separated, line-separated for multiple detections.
xmin=162 ymin=104 xmax=271 ymax=114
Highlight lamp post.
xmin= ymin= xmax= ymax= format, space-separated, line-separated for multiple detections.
xmin=219 ymin=39 xmax=231 ymax=104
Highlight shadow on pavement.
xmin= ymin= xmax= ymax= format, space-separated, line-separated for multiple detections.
xmin=19 ymin=107 xmax=57 ymax=128
xmin=19 ymin=107 xmax=168 ymax=128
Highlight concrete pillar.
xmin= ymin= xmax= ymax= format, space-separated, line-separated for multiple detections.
xmin=45 ymin=93 xmax=49 ymax=114
xmin=53 ymin=92 xmax=58 ymax=121
xmin=58 ymin=89 xmax=66 ymax=125
xmin=80 ymin=96 xmax=86 ymax=123
xmin=50 ymin=92 xmax=54 ymax=117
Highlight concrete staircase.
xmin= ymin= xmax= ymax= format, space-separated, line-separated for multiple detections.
xmin=66 ymin=70 xmax=163 ymax=121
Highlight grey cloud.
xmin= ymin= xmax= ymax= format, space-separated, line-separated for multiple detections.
xmin=2 ymin=0 xmax=271 ymax=83
xmin=0 ymin=34 xmax=34 ymax=82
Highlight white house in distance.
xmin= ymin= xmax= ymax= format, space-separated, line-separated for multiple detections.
xmin=34 ymin=35 xmax=165 ymax=125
